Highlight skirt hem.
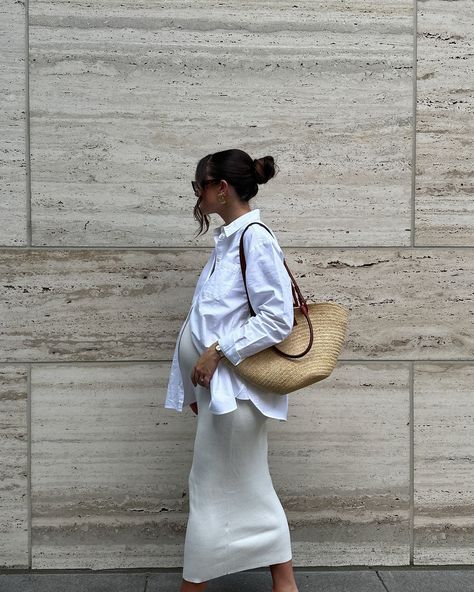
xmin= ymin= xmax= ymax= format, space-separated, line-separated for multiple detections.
xmin=182 ymin=552 xmax=293 ymax=583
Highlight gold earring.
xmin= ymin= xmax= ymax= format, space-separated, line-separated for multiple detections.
xmin=217 ymin=192 xmax=226 ymax=204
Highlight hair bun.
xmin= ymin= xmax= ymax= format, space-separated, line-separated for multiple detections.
xmin=253 ymin=156 xmax=278 ymax=184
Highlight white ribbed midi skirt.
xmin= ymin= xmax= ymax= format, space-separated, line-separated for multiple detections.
xmin=178 ymin=318 xmax=292 ymax=583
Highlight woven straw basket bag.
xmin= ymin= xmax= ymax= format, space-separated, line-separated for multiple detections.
xmin=221 ymin=222 xmax=349 ymax=395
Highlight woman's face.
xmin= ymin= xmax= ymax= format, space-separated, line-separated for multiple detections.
xmin=195 ymin=177 xmax=225 ymax=214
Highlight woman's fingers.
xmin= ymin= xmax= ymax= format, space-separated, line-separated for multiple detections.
xmin=191 ymin=368 xmax=202 ymax=387
xmin=192 ymin=376 xmax=208 ymax=388
xmin=191 ymin=368 xmax=210 ymax=388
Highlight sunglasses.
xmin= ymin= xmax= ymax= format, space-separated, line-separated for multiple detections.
xmin=191 ymin=179 xmax=220 ymax=197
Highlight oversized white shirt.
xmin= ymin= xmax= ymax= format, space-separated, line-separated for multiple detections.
xmin=164 ymin=208 xmax=294 ymax=421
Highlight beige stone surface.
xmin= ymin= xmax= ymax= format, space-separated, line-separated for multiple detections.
xmin=0 ymin=248 xmax=472 ymax=362
xmin=0 ymin=1 xmax=27 ymax=246
xmin=29 ymin=0 xmax=412 ymax=246
xmin=0 ymin=248 xmax=203 ymax=362
xmin=30 ymin=362 xmax=409 ymax=568
xmin=414 ymin=363 xmax=474 ymax=564
xmin=0 ymin=366 xmax=29 ymax=568
xmin=30 ymin=363 xmax=194 ymax=568
xmin=272 ymin=362 xmax=411 ymax=566
xmin=416 ymin=0 xmax=474 ymax=244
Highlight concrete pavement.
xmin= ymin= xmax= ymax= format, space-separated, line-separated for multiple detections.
xmin=1 ymin=568 xmax=474 ymax=592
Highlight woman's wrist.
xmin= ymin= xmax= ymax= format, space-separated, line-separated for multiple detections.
xmin=210 ymin=340 xmax=225 ymax=361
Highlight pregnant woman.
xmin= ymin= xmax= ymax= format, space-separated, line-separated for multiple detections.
xmin=165 ymin=148 xmax=299 ymax=592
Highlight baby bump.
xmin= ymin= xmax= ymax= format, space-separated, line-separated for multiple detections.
xmin=178 ymin=318 xmax=201 ymax=385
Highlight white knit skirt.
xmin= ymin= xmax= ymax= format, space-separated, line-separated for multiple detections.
xmin=178 ymin=318 xmax=293 ymax=583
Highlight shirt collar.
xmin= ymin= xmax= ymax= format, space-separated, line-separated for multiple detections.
xmin=213 ymin=208 xmax=261 ymax=240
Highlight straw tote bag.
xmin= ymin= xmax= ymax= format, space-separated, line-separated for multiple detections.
xmin=221 ymin=222 xmax=349 ymax=395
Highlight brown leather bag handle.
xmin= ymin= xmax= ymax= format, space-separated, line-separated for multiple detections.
xmin=239 ymin=222 xmax=313 ymax=359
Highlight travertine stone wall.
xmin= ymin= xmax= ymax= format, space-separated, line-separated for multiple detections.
xmin=1 ymin=0 xmax=472 ymax=571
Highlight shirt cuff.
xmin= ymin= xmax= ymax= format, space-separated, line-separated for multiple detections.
xmin=217 ymin=337 xmax=242 ymax=366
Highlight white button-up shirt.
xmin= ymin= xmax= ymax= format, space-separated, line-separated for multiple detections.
xmin=164 ymin=208 xmax=294 ymax=421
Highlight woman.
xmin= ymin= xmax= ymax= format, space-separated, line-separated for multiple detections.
xmin=165 ymin=149 xmax=299 ymax=592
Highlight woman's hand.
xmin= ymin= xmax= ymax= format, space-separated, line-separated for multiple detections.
xmin=191 ymin=341 xmax=222 ymax=390
xmin=189 ymin=402 xmax=198 ymax=415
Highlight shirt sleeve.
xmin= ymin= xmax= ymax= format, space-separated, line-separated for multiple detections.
xmin=217 ymin=237 xmax=294 ymax=366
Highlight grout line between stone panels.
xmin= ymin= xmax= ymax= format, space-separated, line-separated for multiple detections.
xmin=26 ymin=364 xmax=32 ymax=569
xmin=3 ymin=567 xmax=474 ymax=575
xmin=1 ymin=245 xmax=474 ymax=250
xmin=409 ymin=0 xmax=417 ymax=564
xmin=409 ymin=361 xmax=415 ymax=565
xmin=25 ymin=0 xmax=32 ymax=247
xmin=2 ymin=44 xmax=35 ymax=569
xmin=1 ymin=359 xmax=473 ymax=366
xmin=411 ymin=0 xmax=417 ymax=250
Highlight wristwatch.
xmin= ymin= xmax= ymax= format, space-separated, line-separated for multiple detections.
xmin=214 ymin=342 xmax=225 ymax=359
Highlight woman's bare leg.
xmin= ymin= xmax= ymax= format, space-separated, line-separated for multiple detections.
xmin=179 ymin=578 xmax=208 ymax=591
xmin=270 ymin=558 xmax=299 ymax=592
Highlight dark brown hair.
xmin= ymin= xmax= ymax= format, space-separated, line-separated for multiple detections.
xmin=192 ymin=148 xmax=279 ymax=237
